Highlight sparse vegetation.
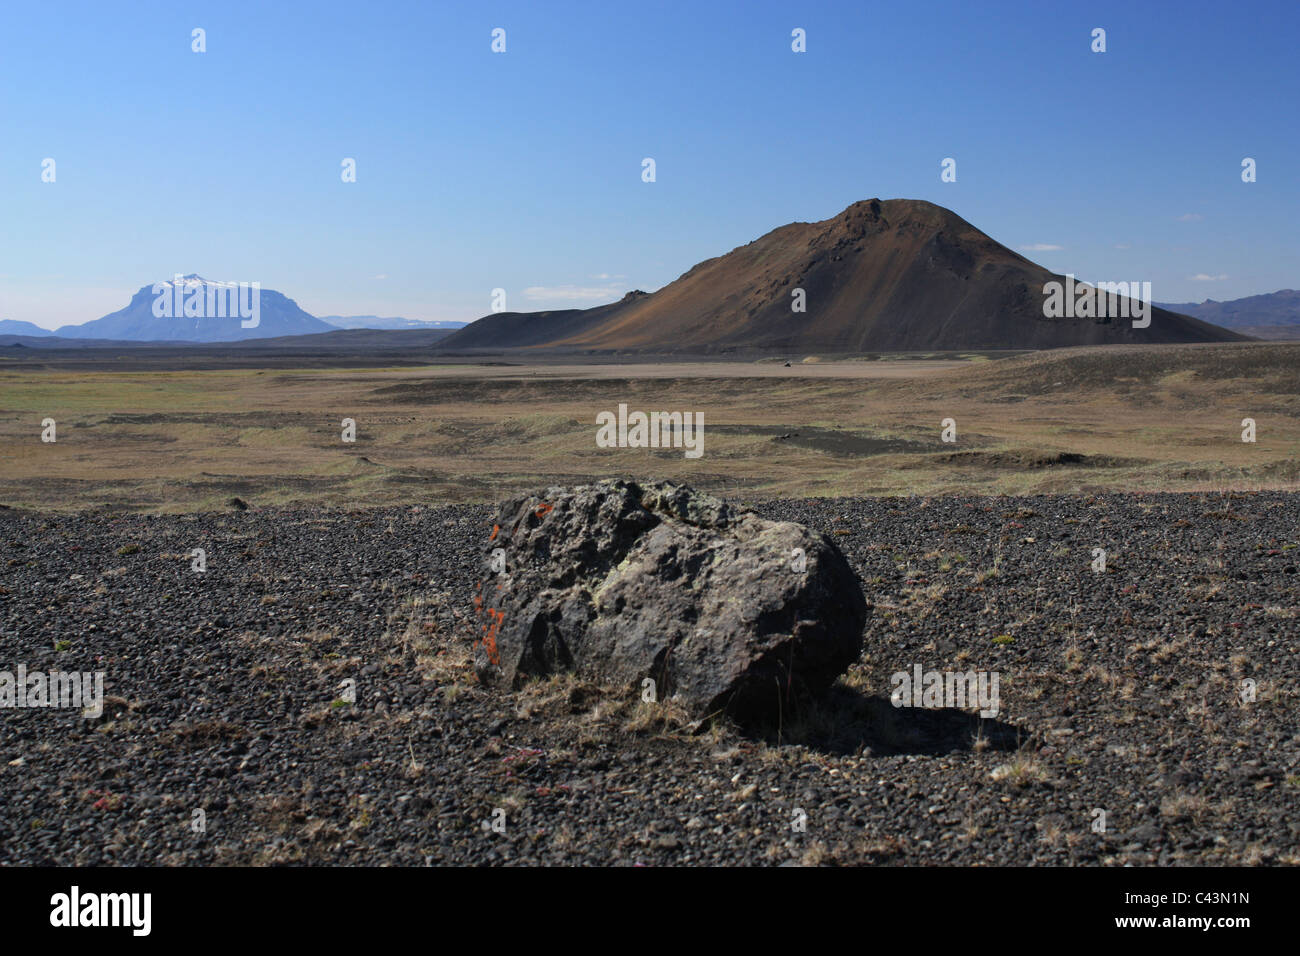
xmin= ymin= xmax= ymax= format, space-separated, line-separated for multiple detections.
xmin=2 ymin=344 xmax=1299 ymax=510
xmin=991 ymin=750 xmax=1047 ymax=786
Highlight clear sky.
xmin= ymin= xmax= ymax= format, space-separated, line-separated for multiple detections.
xmin=1 ymin=0 xmax=1296 ymax=329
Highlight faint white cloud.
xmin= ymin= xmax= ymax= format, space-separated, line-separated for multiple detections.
xmin=588 ymin=273 xmax=625 ymax=280
xmin=1176 ymin=213 xmax=1204 ymax=222
xmin=1019 ymin=243 xmax=1063 ymax=252
xmin=1189 ymin=273 xmax=1228 ymax=281
xmin=374 ymin=274 xmax=388 ymax=280
xmin=1114 ymin=243 xmax=1130 ymax=250
xmin=524 ymin=284 xmax=620 ymax=302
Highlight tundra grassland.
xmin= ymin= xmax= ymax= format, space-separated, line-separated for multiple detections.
xmin=0 ymin=343 xmax=1297 ymax=512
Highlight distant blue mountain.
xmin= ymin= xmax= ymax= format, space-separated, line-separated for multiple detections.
xmin=1156 ymin=289 xmax=1300 ymax=341
xmin=1157 ymin=290 xmax=1300 ymax=329
xmin=54 ymin=275 xmax=336 ymax=343
xmin=0 ymin=319 xmax=54 ymax=336
xmin=320 ymin=315 xmax=467 ymax=331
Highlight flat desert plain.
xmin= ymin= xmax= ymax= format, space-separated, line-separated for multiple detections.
xmin=0 ymin=343 xmax=1296 ymax=512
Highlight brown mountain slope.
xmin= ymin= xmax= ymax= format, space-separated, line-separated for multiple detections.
xmin=439 ymin=199 xmax=1247 ymax=352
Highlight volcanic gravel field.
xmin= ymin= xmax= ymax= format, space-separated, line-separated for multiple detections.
xmin=1 ymin=491 xmax=1297 ymax=866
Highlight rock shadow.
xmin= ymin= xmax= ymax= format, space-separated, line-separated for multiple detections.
xmin=742 ymin=684 xmax=1026 ymax=757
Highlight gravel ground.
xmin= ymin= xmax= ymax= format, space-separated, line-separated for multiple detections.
xmin=1 ymin=491 xmax=1297 ymax=866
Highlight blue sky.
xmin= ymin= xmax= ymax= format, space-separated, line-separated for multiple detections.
xmin=1 ymin=0 xmax=1296 ymax=328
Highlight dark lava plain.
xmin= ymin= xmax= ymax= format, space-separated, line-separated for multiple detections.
xmin=1 ymin=491 xmax=1296 ymax=866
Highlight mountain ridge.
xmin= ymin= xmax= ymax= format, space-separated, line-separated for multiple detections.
xmin=9 ymin=281 xmax=469 ymax=343
xmin=320 ymin=315 xmax=468 ymax=331
xmin=439 ymin=199 xmax=1246 ymax=353
xmin=52 ymin=275 xmax=335 ymax=343
xmin=0 ymin=319 xmax=54 ymax=337
xmin=1155 ymin=290 xmax=1300 ymax=340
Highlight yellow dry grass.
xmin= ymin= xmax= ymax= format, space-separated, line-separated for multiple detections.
xmin=0 ymin=343 xmax=1296 ymax=511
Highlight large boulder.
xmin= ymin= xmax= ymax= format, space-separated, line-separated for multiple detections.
xmin=471 ymin=480 xmax=867 ymax=719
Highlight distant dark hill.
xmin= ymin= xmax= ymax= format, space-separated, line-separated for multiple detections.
xmin=223 ymin=327 xmax=460 ymax=348
xmin=0 ymin=326 xmax=465 ymax=372
xmin=0 ymin=326 xmax=459 ymax=351
xmin=0 ymin=333 xmax=158 ymax=349
xmin=439 ymin=199 xmax=1246 ymax=353
xmin=1156 ymin=290 xmax=1300 ymax=341
xmin=439 ymin=297 xmax=642 ymax=351
xmin=56 ymin=275 xmax=336 ymax=343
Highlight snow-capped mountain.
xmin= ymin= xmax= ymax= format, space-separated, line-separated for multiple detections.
xmin=320 ymin=315 xmax=467 ymax=331
xmin=55 ymin=275 xmax=336 ymax=343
